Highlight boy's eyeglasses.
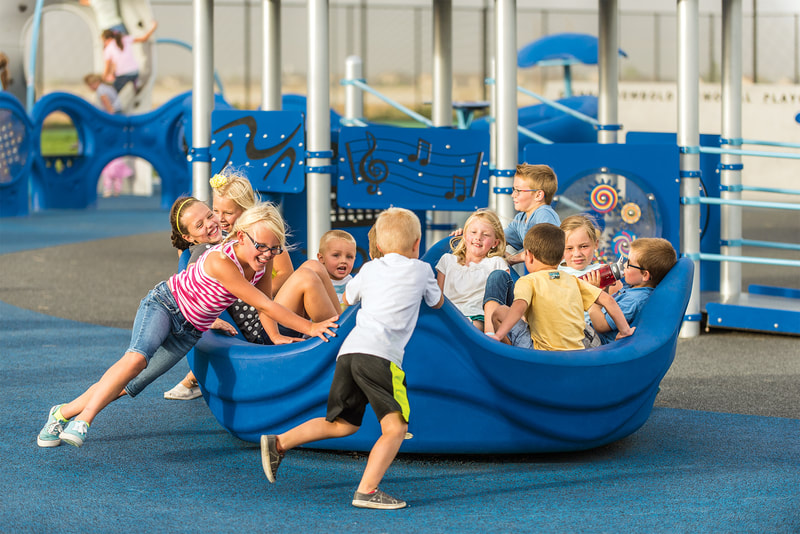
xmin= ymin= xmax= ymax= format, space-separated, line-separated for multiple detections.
xmin=245 ymin=231 xmax=283 ymax=256
xmin=511 ymin=187 xmax=541 ymax=196
xmin=625 ymin=261 xmax=646 ymax=272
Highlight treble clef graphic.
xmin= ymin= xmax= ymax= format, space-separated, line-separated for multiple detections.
xmin=357 ymin=132 xmax=389 ymax=195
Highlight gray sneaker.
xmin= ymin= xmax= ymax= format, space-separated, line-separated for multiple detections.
xmin=37 ymin=404 xmax=67 ymax=448
xmin=352 ymin=489 xmax=407 ymax=510
xmin=260 ymin=434 xmax=283 ymax=483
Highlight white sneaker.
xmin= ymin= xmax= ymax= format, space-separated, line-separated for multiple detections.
xmin=163 ymin=383 xmax=202 ymax=400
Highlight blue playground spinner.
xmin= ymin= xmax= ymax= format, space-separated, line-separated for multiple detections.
xmin=188 ymin=239 xmax=694 ymax=454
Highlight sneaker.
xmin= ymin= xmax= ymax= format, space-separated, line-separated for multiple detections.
xmin=59 ymin=420 xmax=90 ymax=447
xmin=163 ymin=383 xmax=202 ymax=400
xmin=352 ymin=489 xmax=407 ymax=510
xmin=37 ymin=405 xmax=67 ymax=448
xmin=260 ymin=435 xmax=284 ymax=483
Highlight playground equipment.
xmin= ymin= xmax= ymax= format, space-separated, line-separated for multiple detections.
xmin=3 ymin=0 xmax=798 ymax=456
xmin=470 ymin=32 xmax=628 ymax=162
xmin=189 ymin=240 xmax=694 ymax=453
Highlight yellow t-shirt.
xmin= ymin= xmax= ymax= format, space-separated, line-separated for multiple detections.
xmin=513 ymin=270 xmax=602 ymax=351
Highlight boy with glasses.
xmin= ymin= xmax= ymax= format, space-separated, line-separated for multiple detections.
xmin=504 ymin=163 xmax=560 ymax=266
xmin=585 ymin=237 xmax=677 ymax=346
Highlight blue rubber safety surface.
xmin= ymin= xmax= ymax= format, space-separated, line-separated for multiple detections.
xmin=2 ymin=303 xmax=799 ymax=532
xmin=2 ymin=197 xmax=799 ymax=532
xmin=0 ymin=195 xmax=170 ymax=254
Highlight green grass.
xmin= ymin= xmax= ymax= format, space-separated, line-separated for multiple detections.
xmin=40 ymin=125 xmax=79 ymax=156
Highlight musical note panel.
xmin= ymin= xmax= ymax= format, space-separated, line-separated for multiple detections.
xmin=337 ymin=126 xmax=491 ymax=211
xmin=211 ymin=110 xmax=306 ymax=193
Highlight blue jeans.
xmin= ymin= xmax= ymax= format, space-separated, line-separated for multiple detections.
xmin=113 ymin=72 xmax=139 ymax=93
xmin=124 ymin=282 xmax=202 ymax=397
xmin=483 ymin=270 xmax=515 ymax=309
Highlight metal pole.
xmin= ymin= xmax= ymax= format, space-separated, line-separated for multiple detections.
xmin=494 ymin=0 xmax=517 ymax=225
xmin=720 ymin=0 xmax=742 ymax=300
xmin=414 ymin=8 xmax=422 ymax=108
xmin=597 ymin=0 xmax=619 ymax=144
xmin=344 ymin=56 xmax=364 ymax=122
xmin=795 ymin=14 xmax=799 ymax=84
xmin=244 ymin=0 xmax=252 ymax=109
xmin=360 ymin=0 xmax=367 ymax=79
xmin=677 ymin=0 xmax=701 ymax=338
xmin=432 ymin=0 xmax=453 ymax=129
xmin=654 ymin=13 xmax=661 ymax=81
xmin=306 ymin=0 xmax=331 ymax=259
xmin=430 ymin=0 xmax=454 ymax=244
xmin=488 ymin=58 xmax=498 ymax=213
xmin=263 ymin=0 xmax=281 ymax=111
xmin=191 ymin=0 xmax=213 ymax=202
xmin=481 ymin=2 xmax=489 ymax=102
xmin=752 ymin=0 xmax=757 ymax=83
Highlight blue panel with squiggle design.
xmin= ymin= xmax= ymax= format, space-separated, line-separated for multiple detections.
xmin=211 ymin=110 xmax=305 ymax=193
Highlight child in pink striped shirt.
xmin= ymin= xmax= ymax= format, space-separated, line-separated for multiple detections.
xmin=37 ymin=200 xmax=339 ymax=449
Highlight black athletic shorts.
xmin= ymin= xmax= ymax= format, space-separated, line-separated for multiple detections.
xmin=326 ymin=353 xmax=410 ymax=426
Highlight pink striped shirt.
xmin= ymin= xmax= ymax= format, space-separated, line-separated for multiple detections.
xmin=169 ymin=241 xmax=265 ymax=331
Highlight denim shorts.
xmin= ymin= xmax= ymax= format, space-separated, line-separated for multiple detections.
xmin=507 ymin=319 xmax=534 ymax=349
xmin=124 ymin=281 xmax=202 ymax=397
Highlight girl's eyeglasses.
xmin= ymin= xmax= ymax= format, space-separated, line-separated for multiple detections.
xmin=245 ymin=231 xmax=283 ymax=256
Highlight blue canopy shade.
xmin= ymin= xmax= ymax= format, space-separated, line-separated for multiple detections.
xmin=518 ymin=32 xmax=627 ymax=68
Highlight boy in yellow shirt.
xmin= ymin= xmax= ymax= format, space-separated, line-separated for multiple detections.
xmin=486 ymin=223 xmax=634 ymax=350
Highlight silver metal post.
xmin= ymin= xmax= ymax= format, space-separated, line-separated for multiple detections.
xmin=488 ymin=58 xmax=498 ymax=213
xmin=721 ymin=0 xmax=742 ymax=299
xmin=597 ymin=0 xmax=619 ymax=144
xmin=344 ymin=56 xmax=364 ymax=123
xmin=678 ymin=0 xmax=701 ymax=338
xmin=191 ymin=0 xmax=213 ymax=202
xmin=262 ymin=0 xmax=281 ymax=111
xmin=429 ymin=0 xmax=454 ymax=245
xmin=494 ymin=0 xmax=518 ymax=226
xmin=306 ymin=0 xmax=331 ymax=259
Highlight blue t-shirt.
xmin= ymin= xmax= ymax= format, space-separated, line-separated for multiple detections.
xmin=504 ymin=205 xmax=560 ymax=250
xmin=596 ymin=286 xmax=654 ymax=344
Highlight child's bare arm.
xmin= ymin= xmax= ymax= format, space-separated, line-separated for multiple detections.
xmin=210 ymin=318 xmax=237 ymax=336
xmin=595 ymin=292 xmax=634 ymax=338
xmin=206 ymin=253 xmax=338 ymax=341
xmin=588 ymin=304 xmax=611 ymax=333
xmin=491 ymin=299 xmax=527 ymax=340
xmin=270 ymin=251 xmax=294 ymax=297
xmin=505 ymin=251 xmax=524 ymax=265
xmin=436 ymin=271 xmax=446 ymax=293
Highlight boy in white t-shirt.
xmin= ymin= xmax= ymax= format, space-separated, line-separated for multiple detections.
xmin=261 ymin=208 xmax=443 ymax=510
xmin=317 ymin=230 xmax=357 ymax=308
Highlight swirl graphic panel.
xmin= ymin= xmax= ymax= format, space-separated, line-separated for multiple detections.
xmin=557 ymin=170 xmax=661 ymax=263
xmin=524 ymin=142 xmax=680 ymax=264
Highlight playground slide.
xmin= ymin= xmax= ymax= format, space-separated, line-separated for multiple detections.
xmin=189 ymin=238 xmax=694 ymax=454
xmin=470 ymin=95 xmax=598 ymax=163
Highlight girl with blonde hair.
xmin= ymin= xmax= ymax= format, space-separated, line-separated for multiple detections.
xmin=37 ymin=200 xmax=339 ymax=448
xmin=435 ymin=209 xmax=509 ymax=331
